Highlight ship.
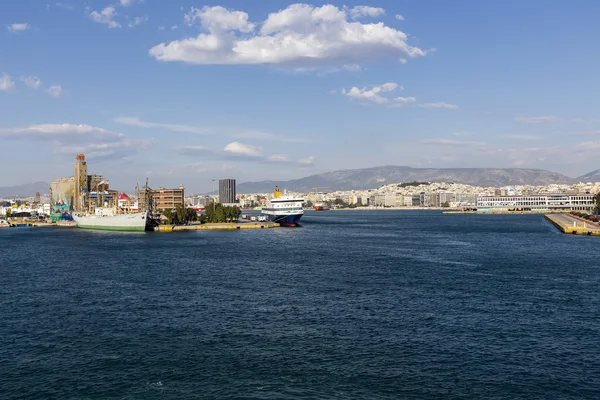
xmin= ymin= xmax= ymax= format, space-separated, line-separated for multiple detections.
xmin=72 ymin=208 xmax=150 ymax=232
xmin=314 ymin=202 xmax=330 ymax=211
xmin=261 ymin=186 xmax=304 ymax=226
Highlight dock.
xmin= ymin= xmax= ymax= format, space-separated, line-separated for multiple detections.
xmin=154 ymin=221 xmax=280 ymax=232
xmin=545 ymin=213 xmax=600 ymax=236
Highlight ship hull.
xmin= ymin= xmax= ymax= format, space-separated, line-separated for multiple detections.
xmin=73 ymin=212 xmax=149 ymax=232
xmin=265 ymin=213 xmax=303 ymax=226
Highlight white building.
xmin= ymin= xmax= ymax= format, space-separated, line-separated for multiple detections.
xmin=476 ymin=194 xmax=595 ymax=211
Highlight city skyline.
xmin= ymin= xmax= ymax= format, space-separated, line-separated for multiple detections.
xmin=1 ymin=0 xmax=599 ymax=192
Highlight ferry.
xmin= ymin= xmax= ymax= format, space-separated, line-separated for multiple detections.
xmin=261 ymin=186 xmax=304 ymax=226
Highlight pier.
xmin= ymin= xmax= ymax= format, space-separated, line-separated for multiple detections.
xmin=154 ymin=221 xmax=280 ymax=232
xmin=545 ymin=213 xmax=600 ymax=236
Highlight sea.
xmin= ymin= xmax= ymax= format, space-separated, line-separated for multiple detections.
xmin=2 ymin=210 xmax=600 ymax=399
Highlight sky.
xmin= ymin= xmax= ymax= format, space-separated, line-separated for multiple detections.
xmin=1 ymin=0 xmax=599 ymax=193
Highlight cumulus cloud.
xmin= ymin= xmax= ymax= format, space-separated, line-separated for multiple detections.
xmin=395 ymin=14 xmax=405 ymax=21
xmin=128 ymin=16 xmax=148 ymax=28
xmin=343 ymin=82 xmax=401 ymax=104
xmin=46 ymin=85 xmax=65 ymax=97
xmin=114 ymin=116 xmax=210 ymax=134
xmin=89 ymin=7 xmax=121 ymax=28
xmin=515 ymin=115 xmax=559 ymax=124
xmin=149 ymin=4 xmax=427 ymax=69
xmin=7 ymin=23 xmax=29 ymax=33
xmin=348 ymin=6 xmax=385 ymax=19
xmin=224 ymin=141 xmax=262 ymax=157
xmin=0 ymin=123 xmax=153 ymax=159
xmin=418 ymin=102 xmax=459 ymax=110
xmin=0 ymin=74 xmax=16 ymax=91
xmin=21 ymin=76 xmax=42 ymax=89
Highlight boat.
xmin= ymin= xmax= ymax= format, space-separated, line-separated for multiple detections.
xmin=0 ymin=220 xmax=11 ymax=228
xmin=72 ymin=208 xmax=150 ymax=232
xmin=314 ymin=202 xmax=330 ymax=211
xmin=261 ymin=186 xmax=304 ymax=226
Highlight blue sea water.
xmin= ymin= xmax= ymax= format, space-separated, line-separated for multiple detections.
xmin=1 ymin=211 xmax=600 ymax=399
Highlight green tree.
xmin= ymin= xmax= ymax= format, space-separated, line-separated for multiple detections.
xmin=441 ymin=201 xmax=450 ymax=208
xmin=163 ymin=208 xmax=174 ymax=224
xmin=5 ymin=209 xmax=12 ymax=219
xmin=594 ymin=193 xmax=600 ymax=214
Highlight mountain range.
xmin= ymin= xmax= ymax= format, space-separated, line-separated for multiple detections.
xmin=0 ymin=182 xmax=49 ymax=199
xmin=236 ymin=166 xmax=599 ymax=193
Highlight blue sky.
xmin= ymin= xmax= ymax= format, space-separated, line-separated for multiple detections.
xmin=1 ymin=0 xmax=599 ymax=193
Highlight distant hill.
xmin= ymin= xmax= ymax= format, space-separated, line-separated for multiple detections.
xmin=236 ymin=166 xmax=576 ymax=193
xmin=577 ymin=169 xmax=600 ymax=182
xmin=0 ymin=182 xmax=49 ymax=198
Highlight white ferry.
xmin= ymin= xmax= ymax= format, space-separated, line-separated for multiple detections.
xmin=261 ymin=187 xmax=304 ymax=226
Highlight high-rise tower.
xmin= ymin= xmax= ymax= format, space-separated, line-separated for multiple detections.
xmin=73 ymin=153 xmax=88 ymax=212
xmin=218 ymin=178 xmax=236 ymax=204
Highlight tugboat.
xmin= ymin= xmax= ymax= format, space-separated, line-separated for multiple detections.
xmin=261 ymin=186 xmax=304 ymax=226
xmin=313 ymin=202 xmax=330 ymax=211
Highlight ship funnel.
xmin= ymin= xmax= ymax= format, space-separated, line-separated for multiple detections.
xmin=274 ymin=186 xmax=281 ymax=199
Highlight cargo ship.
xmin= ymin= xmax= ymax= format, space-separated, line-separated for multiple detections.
xmin=314 ymin=202 xmax=329 ymax=211
xmin=72 ymin=208 xmax=150 ymax=232
xmin=261 ymin=187 xmax=304 ymax=226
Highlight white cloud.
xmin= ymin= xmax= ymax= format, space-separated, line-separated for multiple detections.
xmin=128 ymin=16 xmax=148 ymax=28
xmin=89 ymin=7 xmax=121 ymax=28
xmin=119 ymin=0 xmax=139 ymax=6
xmin=171 ymin=25 xmax=178 ymax=30
xmin=422 ymin=138 xmax=486 ymax=146
xmin=149 ymin=4 xmax=427 ymax=68
xmin=231 ymin=129 xmax=310 ymax=143
xmin=349 ymin=6 xmax=385 ymax=19
xmin=0 ymin=74 xmax=16 ymax=91
xmin=20 ymin=76 xmax=42 ymax=89
xmin=46 ymin=85 xmax=65 ymax=97
xmin=343 ymin=82 xmax=401 ymax=104
xmin=393 ymin=96 xmax=416 ymax=104
xmin=0 ymin=123 xmax=153 ymax=159
xmin=515 ymin=115 xmax=559 ymax=123
xmin=114 ymin=116 xmax=209 ymax=134
xmin=499 ymin=134 xmax=541 ymax=141
xmin=342 ymin=64 xmax=362 ymax=72
xmin=224 ymin=141 xmax=262 ymax=157
xmin=158 ymin=26 xmax=165 ymax=31
xmin=267 ymin=154 xmax=289 ymax=162
xmin=7 ymin=23 xmax=30 ymax=33
xmin=419 ymin=102 xmax=459 ymax=110
xmin=299 ymin=156 xmax=316 ymax=165
xmin=55 ymin=2 xmax=73 ymax=10
xmin=395 ymin=14 xmax=405 ymax=21
xmin=184 ymin=6 xmax=255 ymax=32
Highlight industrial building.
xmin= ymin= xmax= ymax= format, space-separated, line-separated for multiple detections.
xmin=50 ymin=154 xmax=116 ymax=216
xmin=219 ymin=178 xmax=237 ymax=204
xmin=476 ymin=194 xmax=596 ymax=211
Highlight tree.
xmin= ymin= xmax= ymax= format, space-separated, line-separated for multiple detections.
xmin=594 ymin=193 xmax=600 ymax=214
xmin=163 ymin=209 xmax=174 ymax=224
xmin=441 ymin=201 xmax=450 ymax=208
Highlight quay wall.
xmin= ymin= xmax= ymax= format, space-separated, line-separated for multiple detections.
xmin=545 ymin=214 xmax=600 ymax=236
